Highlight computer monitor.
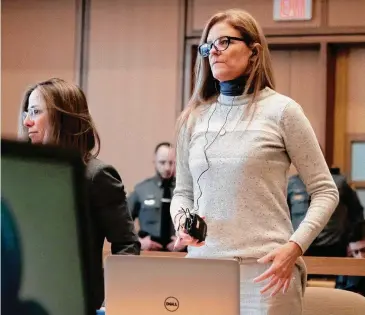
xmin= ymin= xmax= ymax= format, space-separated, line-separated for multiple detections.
xmin=105 ymin=255 xmax=240 ymax=315
xmin=1 ymin=139 xmax=95 ymax=315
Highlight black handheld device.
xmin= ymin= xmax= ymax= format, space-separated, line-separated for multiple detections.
xmin=184 ymin=213 xmax=207 ymax=243
xmin=174 ymin=207 xmax=207 ymax=243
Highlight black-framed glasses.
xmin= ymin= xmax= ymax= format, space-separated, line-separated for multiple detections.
xmin=198 ymin=35 xmax=251 ymax=58
xmin=22 ymin=108 xmax=44 ymax=121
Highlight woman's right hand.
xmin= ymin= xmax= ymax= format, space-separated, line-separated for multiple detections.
xmin=174 ymin=228 xmax=205 ymax=248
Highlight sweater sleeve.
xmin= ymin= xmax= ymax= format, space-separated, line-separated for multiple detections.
xmin=280 ymin=101 xmax=339 ymax=253
xmin=170 ymin=120 xmax=194 ymax=232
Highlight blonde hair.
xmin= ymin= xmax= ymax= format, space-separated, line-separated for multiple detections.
xmin=177 ymin=9 xmax=275 ymax=133
xmin=18 ymin=78 xmax=100 ymax=163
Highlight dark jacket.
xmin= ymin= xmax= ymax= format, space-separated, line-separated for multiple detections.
xmin=86 ymin=159 xmax=140 ymax=309
xmin=336 ymin=275 xmax=365 ymax=296
xmin=127 ymin=175 xmax=176 ymax=245
xmin=288 ymin=168 xmax=364 ymax=250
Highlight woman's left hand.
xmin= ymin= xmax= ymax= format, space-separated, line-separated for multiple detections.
xmin=253 ymin=241 xmax=303 ymax=297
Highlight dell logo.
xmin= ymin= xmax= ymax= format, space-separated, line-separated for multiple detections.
xmin=164 ymin=297 xmax=179 ymax=312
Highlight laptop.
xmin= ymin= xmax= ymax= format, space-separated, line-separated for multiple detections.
xmin=105 ymin=255 xmax=240 ymax=315
xmin=1 ymin=139 xmax=95 ymax=315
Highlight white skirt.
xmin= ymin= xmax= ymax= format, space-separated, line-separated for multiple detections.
xmin=239 ymin=262 xmax=303 ymax=315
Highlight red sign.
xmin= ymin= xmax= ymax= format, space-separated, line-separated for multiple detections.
xmin=274 ymin=0 xmax=312 ymax=21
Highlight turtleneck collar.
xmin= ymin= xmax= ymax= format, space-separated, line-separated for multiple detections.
xmin=217 ymin=87 xmax=275 ymax=106
xmin=219 ymin=76 xmax=246 ymax=96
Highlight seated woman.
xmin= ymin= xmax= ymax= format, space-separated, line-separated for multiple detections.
xmin=18 ymin=78 xmax=141 ymax=310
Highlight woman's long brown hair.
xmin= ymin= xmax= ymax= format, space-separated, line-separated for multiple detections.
xmin=18 ymin=78 xmax=100 ymax=163
xmin=176 ymin=9 xmax=275 ymax=135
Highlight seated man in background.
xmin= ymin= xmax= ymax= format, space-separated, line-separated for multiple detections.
xmin=128 ymin=142 xmax=186 ymax=252
xmin=288 ymin=166 xmax=364 ymax=257
xmin=336 ymin=220 xmax=365 ymax=296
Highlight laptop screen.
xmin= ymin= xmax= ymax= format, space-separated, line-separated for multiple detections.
xmin=1 ymin=145 xmax=89 ymax=315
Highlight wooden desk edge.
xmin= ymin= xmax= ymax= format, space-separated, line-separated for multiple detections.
xmin=103 ymin=250 xmax=365 ymax=276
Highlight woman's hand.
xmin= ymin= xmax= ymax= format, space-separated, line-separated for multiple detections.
xmin=167 ymin=236 xmax=186 ymax=252
xmin=174 ymin=228 xmax=206 ymax=248
xmin=173 ymin=216 xmax=206 ymax=249
xmin=253 ymin=241 xmax=302 ymax=296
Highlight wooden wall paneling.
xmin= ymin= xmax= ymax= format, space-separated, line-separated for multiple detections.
xmin=325 ymin=44 xmax=336 ymax=167
xmin=289 ymin=48 xmax=325 ymax=147
xmin=77 ymin=0 xmax=91 ymax=90
xmin=187 ymin=0 xmax=365 ymax=37
xmin=319 ymin=42 xmax=328 ymax=154
xmin=182 ymin=40 xmax=198 ymax=109
xmin=328 ymin=0 xmax=365 ymax=27
xmin=341 ymin=45 xmax=365 ymax=180
xmin=320 ymin=0 xmax=328 ymax=27
xmin=347 ymin=46 xmax=365 ymax=134
xmin=1 ymin=0 xmax=78 ymax=138
xmin=270 ymin=49 xmax=291 ymax=97
xmin=86 ymin=0 xmax=183 ymax=193
xmin=177 ymin=0 xmax=189 ymax=117
xmin=333 ymin=47 xmax=349 ymax=171
xmin=187 ymin=0 xmax=323 ymax=36
xmin=264 ymin=26 xmax=365 ymax=37
xmin=266 ymin=35 xmax=365 ymax=46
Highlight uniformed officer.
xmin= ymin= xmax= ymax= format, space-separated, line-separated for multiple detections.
xmin=128 ymin=142 xmax=186 ymax=252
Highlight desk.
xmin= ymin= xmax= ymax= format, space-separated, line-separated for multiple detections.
xmin=103 ymin=247 xmax=365 ymax=276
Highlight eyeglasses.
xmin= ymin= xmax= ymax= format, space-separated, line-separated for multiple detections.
xmin=198 ymin=35 xmax=252 ymax=58
xmin=22 ymin=108 xmax=44 ymax=121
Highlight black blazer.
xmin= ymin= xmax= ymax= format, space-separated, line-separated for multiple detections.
xmin=85 ymin=158 xmax=140 ymax=309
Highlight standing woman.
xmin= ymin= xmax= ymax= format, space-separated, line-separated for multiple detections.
xmin=18 ymin=78 xmax=140 ymax=310
xmin=171 ymin=9 xmax=339 ymax=314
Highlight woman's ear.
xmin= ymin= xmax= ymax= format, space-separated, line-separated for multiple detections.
xmin=250 ymin=43 xmax=260 ymax=56
xmin=249 ymin=43 xmax=261 ymax=63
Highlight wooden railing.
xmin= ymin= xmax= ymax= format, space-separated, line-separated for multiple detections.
xmin=302 ymin=256 xmax=365 ymax=276
xmin=103 ymin=249 xmax=365 ymax=276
